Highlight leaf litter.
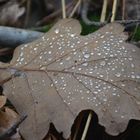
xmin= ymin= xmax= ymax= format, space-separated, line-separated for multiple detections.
xmin=0 ymin=19 xmax=140 ymax=140
xmin=0 ymin=95 xmax=22 ymax=140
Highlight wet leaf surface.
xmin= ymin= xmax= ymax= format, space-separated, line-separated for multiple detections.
xmin=0 ymin=19 xmax=140 ymax=140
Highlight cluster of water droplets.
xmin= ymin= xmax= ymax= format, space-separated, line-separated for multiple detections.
xmin=11 ymin=21 xmax=140 ymax=121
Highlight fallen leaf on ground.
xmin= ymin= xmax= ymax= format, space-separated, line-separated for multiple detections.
xmin=0 ymin=106 xmax=21 ymax=140
xmin=0 ymin=95 xmax=6 ymax=108
xmin=0 ymin=1 xmax=25 ymax=26
xmin=0 ymin=19 xmax=140 ymax=140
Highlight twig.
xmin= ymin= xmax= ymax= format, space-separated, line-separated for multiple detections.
xmin=36 ymin=9 xmax=62 ymax=26
xmin=0 ymin=26 xmax=43 ymax=48
xmin=0 ymin=114 xmax=27 ymax=139
xmin=36 ymin=2 xmax=73 ymax=26
xmin=24 ymin=0 xmax=31 ymax=27
xmin=122 ymin=0 xmax=126 ymax=20
xmin=72 ymin=113 xmax=84 ymax=140
xmin=111 ymin=0 xmax=118 ymax=22
xmin=61 ymin=0 xmax=66 ymax=18
xmin=69 ymin=0 xmax=81 ymax=18
xmin=81 ymin=111 xmax=92 ymax=140
xmin=0 ymin=48 xmax=13 ymax=56
xmin=100 ymin=0 xmax=108 ymax=22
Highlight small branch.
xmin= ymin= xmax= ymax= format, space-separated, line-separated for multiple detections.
xmin=72 ymin=113 xmax=83 ymax=140
xmin=0 ymin=114 xmax=27 ymax=139
xmin=69 ymin=0 xmax=81 ymax=18
xmin=0 ymin=48 xmax=13 ymax=56
xmin=111 ymin=0 xmax=118 ymax=22
xmin=36 ymin=9 xmax=62 ymax=26
xmin=122 ymin=0 xmax=126 ymax=20
xmin=81 ymin=111 xmax=92 ymax=140
xmin=61 ymin=0 xmax=66 ymax=18
xmin=100 ymin=0 xmax=108 ymax=22
xmin=0 ymin=26 xmax=43 ymax=48
xmin=24 ymin=0 xmax=31 ymax=27
xmin=37 ymin=1 xmax=73 ymax=26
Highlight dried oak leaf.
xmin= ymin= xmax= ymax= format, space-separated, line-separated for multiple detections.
xmin=0 ymin=107 xmax=21 ymax=140
xmin=0 ymin=1 xmax=25 ymax=26
xmin=0 ymin=19 xmax=140 ymax=140
xmin=0 ymin=95 xmax=6 ymax=109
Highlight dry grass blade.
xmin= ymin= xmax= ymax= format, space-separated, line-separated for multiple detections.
xmin=111 ymin=0 xmax=118 ymax=22
xmin=81 ymin=111 xmax=92 ymax=140
xmin=69 ymin=0 xmax=81 ymax=18
xmin=0 ymin=48 xmax=13 ymax=56
xmin=100 ymin=0 xmax=108 ymax=22
xmin=61 ymin=0 xmax=66 ymax=18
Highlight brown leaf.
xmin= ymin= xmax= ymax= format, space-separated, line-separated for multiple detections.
xmin=0 ymin=107 xmax=17 ymax=130
xmin=0 ymin=19 xmax=140 ymax=140
xmin=0 ymin=1 xmax=25 ymax=26
xmin=43 ymin=133 xmax=59 ymax=140
xmin=0 ymin=95 xmax=6 ymax=109
xmin=0 ymin=107 xmax=21 ymax=140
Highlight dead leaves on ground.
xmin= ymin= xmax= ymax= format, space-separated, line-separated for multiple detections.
xmin=0 ymin=19 xmax=140 ymax=140
xmin=0 ymin=0 xmax=25 ymax=26
xmin=0 ymin=95 xmax=6 ymax=108
xmin=0 ymin=95 xmax=22 ymax=140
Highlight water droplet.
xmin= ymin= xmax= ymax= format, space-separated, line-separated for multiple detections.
xmin=131 ymin=75 xmax=135 ymax=79
xmin=136 ymin=75 xmax=140 ymax=79
xmin=115 ymin=73 xmax=121 ymax=77
xmin=103 ymin=98 xmax=107 ymax=102
xmin=70 ymin=34 xmax=75 ymax=37
xmin=100 ymin=61 xmax=106 ymax=66
xmin=101 ymin=35 xmax=104 ymax=38
xmin=86 ymin=91 xmax=90 ymax=93
xmin=131 ymin=63 xmax=135 ymax=68
xmin=119 ymin=40 xmax=123 ymax=43
xmin=40 ymin=66 xmax=46 ymax=70
xmin=78 ymin=68 xmax=82 ymax=71
xmin=82 ymin=62 xmax=88 ymax=66
xmin=34 ymin=48 xmax=37 ymax=51
xmin=84 ymin=53 xmax=90 ymax=59
xmin=132 ymin=49 xmax=136 ymax=52
xmin=50 ymin=83 xmax=53 ymax=87
xmin=84 ymin=42 xmax=88 ymax=45
xmin=81 ymin=97 xmax=84 ymax=99
xmin=48 ymin=51 xmax=52 ymax=54
xmin=121 ymin=84 xmax=125 ymax=87
xmin=97 ymin=53 xmax=101 ymax=56
xmin=136 ymin=101 xmax=140 ymax=105
xmin=55 ymin=28 xmax=59 ymax=34
xmin=99 ymin=74 xmax=104 ymax=78
xmin=112 ymin=92 xmax=117 ymax=96
xmin=128 ymin=57 xmax=133 ymax=61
